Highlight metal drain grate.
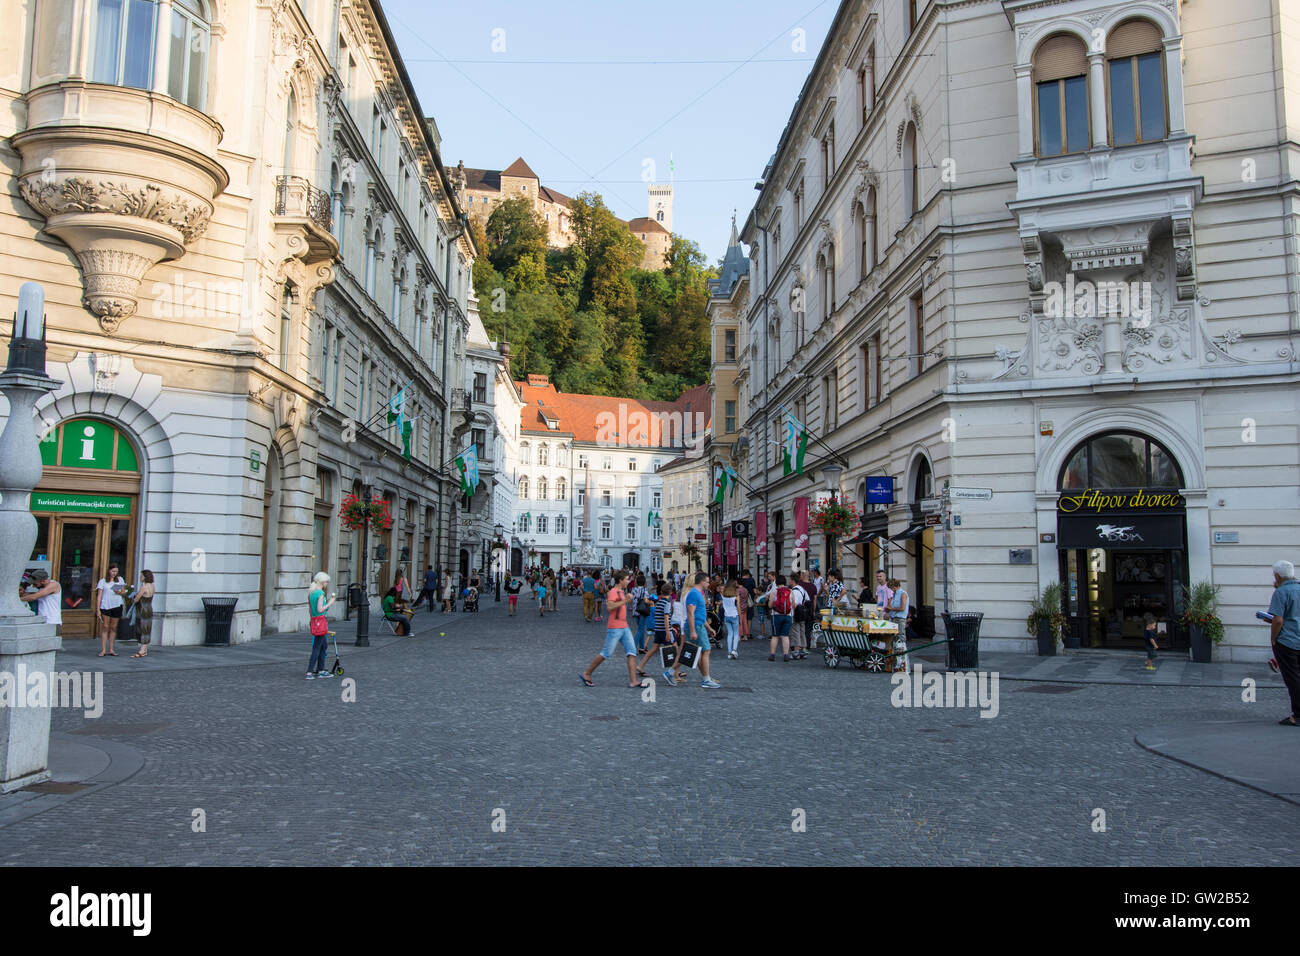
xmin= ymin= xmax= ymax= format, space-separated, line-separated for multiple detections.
xmin=1017 ymin=684 xmax=1083 ymax=694
xmin=70 ymin=722 xmax=173 ymax=735
xmin=22 ymin=781 xmax=90 ymax=794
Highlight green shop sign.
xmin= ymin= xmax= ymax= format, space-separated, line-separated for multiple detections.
xmin=31 ymin=492 xmax=132 ymax=516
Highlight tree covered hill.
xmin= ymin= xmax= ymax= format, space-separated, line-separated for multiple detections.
xmin=470 ymin=194 xmax=715 ymax=401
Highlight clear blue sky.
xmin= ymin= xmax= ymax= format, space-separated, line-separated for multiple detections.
xmin=384 ymin=0 xmax=838 ymax=265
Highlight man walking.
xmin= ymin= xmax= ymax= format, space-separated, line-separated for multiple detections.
xmin=581 ymin=570 xmax=596 ymax=622
xmin=420 ymin=566 xmax=438 ymax=613
xmin=686 ymin=571 xmax=721 ymax=688
xmin=580 ymin=569 xmax=639 ymax=688
xmin=1267 ymin=560 xmax=1300 ymax=726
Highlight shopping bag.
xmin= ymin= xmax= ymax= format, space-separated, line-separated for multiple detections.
xmin=660 ymin=645 xmax=677 ymax=668
xmin=677 ymin=641 xmax=701 ymax=670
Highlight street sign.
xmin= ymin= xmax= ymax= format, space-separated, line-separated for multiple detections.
xmin=948 ymin=487 xmax=993 ymax=501
xmin=920 ymin=496 xmax=943 ymax=514
xmin=924 ymin=513 xmax=942 ymax=526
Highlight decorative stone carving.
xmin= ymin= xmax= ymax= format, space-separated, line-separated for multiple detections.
xmin=1026 ymin=261 xmax=1044 ymax=291
xmin=19 ymin=177 xmax=211 ymax=244
xmin=1038 ymin=312 xmax=1103 ymax=375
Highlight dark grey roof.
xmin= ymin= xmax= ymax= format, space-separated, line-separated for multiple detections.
xmin=711 ymin=220 xmax=749 ymax=298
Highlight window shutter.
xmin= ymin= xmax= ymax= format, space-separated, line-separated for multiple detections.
xmin=1033 ymin=33 xmax=1088 ymax=82
xmin=1107 ymin=19 xmax=1163 ymax=59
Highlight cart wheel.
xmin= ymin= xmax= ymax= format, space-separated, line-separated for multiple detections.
xmin=865 ymin=650 xmax=887 ymax=673
xmin=824 ymin=646 xmax=840 ymax=668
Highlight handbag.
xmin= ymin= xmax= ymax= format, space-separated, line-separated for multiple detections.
xmin=310 ymin=615 xmax=328 ymax=637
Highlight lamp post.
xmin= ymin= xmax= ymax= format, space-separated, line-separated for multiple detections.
xmin=685 ymin=526 xmax=696 ymax=574
xmin=355 ymin=455 xmax=381 ymax=647
xmin=822 ymin=461 xmax=844 ymax=575
xmin=0 ymin=282 xmax=62 ymax=791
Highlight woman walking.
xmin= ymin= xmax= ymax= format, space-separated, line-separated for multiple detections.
xmin=737 ymin=577 xmax=751 ymax=642
xmin=95 ymin=564 xmax=127 ymax=657
xmin=722 ymin=578 xmax=741 ymax=659
xmin=441 ymin=573 xmax=455 ymax=613
xmin=128 ymin=570 xmax=156 ymax=658
xmin=305 ymin=572 xmax=336 ymax=679
xmin=886 ymin=578 xmax=914 ymax=642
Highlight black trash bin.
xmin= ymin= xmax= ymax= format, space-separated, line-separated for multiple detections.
xmin=942 ymin=611 xmax=983 ymax=669
xmin=348 ymin=583 xmax=366 ymax=608
xmin=202 ymin=597 xmax=238 ymax=646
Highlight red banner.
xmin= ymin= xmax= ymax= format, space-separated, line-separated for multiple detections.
xmin=794 ymin=497 xmax=809 ymax=550
xmin=713 ymin=532 xmax=723 ymax=565
xmin=755 ymin=510 xmax=768 ymax=555
xmin=727 ymin=528 xmax=737 ymax=564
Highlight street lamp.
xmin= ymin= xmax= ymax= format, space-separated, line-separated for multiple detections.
xmin=685 ymin=526 xmax=697 ymax=574
xmin=822 ymin=461 xmax=844 ymax=576
xmin=355 ymin=455 xmax=381 ymax=647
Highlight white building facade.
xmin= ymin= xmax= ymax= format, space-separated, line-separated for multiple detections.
xmin=3 ymin=0 xmax=473 ymax=643
xmin=741 ymin=0 xmax=1300 ymax=660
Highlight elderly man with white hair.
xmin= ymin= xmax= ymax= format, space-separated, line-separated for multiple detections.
xmin=1267 ymin=560 xmax=1300 ymax=726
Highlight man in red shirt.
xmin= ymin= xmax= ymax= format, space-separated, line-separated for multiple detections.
xmin=580 ymin=569 xmax=639 ymax=688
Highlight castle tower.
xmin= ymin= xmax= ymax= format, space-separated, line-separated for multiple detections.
xmin=648 ymin=184 xmax=673 ymax=234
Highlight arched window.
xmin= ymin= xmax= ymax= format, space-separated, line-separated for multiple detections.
xmin=902 ymin=123 xmax=919 ymax=219
xmin=519 ymin=442 xmax=530 ymax=464
xmin=1107 ymin=19 xmax=1166 ymax=146
xmin=519 ymin=476 xmax=530 ymax=499
xmin=537 ymin=477 xmax=548 ymax=500
xmin=819 ymin=246 xmax=835 ymax=319
xmin=1033 ymin=33 xmax=1090 ymax=156
xmin=858 ymin=194 xmax=877 ymax=279
xmin=538 ymin=444 xmax=549 ymax=466
xmin=283 ymin=89 xmax=297 ymax=175
xmin=556 ymin=477 xmax=567 ymax=500
xmin=279 ymin=282 xmax=294 ymax=372
xmin=557 ymin=446 xmax=567 ymax=467
xmin=168 ymin=0 xmax=209 ymax=109
xmin=1059 ymin=432 xmax=1183 ymax=489
xmin=91 ymin=0 xmax=158 ymax=90
xmin=364 ymin=225 xmax=380 ymax=297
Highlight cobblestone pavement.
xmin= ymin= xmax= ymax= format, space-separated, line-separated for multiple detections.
xmin=2 ymin=597 xmax=1297 ymax=866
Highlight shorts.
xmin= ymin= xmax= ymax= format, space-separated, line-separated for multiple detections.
xmin=100 ymin=606 xmax=122 ymax=619
xmin=652 ymin=629 xmax=672 ymax=645
xmin=771 ymin=613 xmax=792 ymax=636
xmin=508 ymin=595 xmax=518 ymax=607
xmin=689 ymin=626 xmax=711 ymax=652
xmin=600 ymin=627 xmax=638 ymax=659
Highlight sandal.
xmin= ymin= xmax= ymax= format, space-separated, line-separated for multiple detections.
xmin=579 ymin=674 xmax=593 ymax=687
xmin=1280 ymin=716 xmax=1299 ymax=726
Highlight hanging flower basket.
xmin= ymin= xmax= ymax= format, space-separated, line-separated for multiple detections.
xmin=339 ymin=493 xmax=393 ymax=534
xmin=679 ymin=541 xmax=701 ymax=558
xmin=809 ymin=498 xmax=860 ymax=538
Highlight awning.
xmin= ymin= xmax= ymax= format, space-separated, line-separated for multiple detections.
xmin=842 ymin=530 xmax=884 ymax=546
xmin=891 ymin=523 xmax=927 ymax=541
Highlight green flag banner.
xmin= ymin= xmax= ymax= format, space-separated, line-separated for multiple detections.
xmin=387 ymin=388 xmax=412 ymax=460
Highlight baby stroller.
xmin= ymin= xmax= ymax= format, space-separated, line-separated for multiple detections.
xmin=462 ymin=586 xmax=480 ymax=612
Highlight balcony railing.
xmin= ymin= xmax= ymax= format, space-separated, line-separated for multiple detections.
xmin=275 ymin=175 xmax=333 ymax=232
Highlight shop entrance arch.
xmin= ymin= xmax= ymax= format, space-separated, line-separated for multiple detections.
xmin=31 ymin=418 xmax=142 ymax=638
xmin=1055 ymin=431 xmax=1189 ymax=649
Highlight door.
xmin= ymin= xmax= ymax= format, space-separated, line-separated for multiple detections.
xmin=57 ymin=520 xmax=100 ymax=637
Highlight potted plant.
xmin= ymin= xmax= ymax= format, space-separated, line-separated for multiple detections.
xmin=1026 ymin=582 xmax=1066 ymax=655
xmin=809 ymin=498 xmax=862 ymax=538
xmin=1180 ymin=580 xmax=1223 ymax=663
xmin=339 ymin=493 xmax=393 ymax=534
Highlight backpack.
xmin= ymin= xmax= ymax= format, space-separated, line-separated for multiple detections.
xmin=772 ymin=586 xmax=793 ymax=616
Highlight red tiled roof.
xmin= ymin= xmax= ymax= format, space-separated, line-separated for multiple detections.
xmin=627 ymin=217 xmax=669 ymax=235
xmin=515 ymin=379 xmax=711 ymax=447
xmin=501 ymin=157 xmax=540 ymax=180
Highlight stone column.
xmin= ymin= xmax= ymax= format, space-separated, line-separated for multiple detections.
xmin=0 ymin=371 xmax=62 ymax=792
xmin=1088 ymin=53 xmax=1109 ymax=148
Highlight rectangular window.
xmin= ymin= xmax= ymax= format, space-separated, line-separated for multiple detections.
xmin=473 ymin=372 xmax=487 ymax=404
xmin=627 ymin=458 xmax=637 ymax=472
xmin=860 ymin=344 xmax=871 ymax=413
xmin=725 ymin=400 xmax=737 ymax=434
xmin=331 ymin=332 xmax=342 ymax=405
xmin=652 ymin=491 xmax=661 ymax=509
xmin=577 ymin=487 xmax=585 ymax=505
xmin=1037 ymin=76 xmax=1089 ymax=155
xmin=724 ymin=329 xmax=736 ymax=362
xmin=627 ymin=489 xmax=638 ymax=508
xmin=602 ymin=489 xmax=612 ymax=506
xmin=602 ymin=456 xmax=612 ymax=470
xmin=537 ymin=515 xmax=548 ymax=534
xmin=626 ymin=522 xmax=637 ymax=543
xmin=472 ymin=428 xmax=486 ymax=459
xmin=578 ymin=454 xmax=589 ymax=469
xmin=600 ymin=521 xmax=611 ymax=541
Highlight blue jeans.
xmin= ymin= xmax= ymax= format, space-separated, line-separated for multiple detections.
xmin=308 ymin=634 xmax=328 ymax=672
xmin=725 ymin=616 xmax=739 ymax=654
xmin=635 ymin=612 xmax=649 ymax=650
xmin=771 ymin=613 xmax=792 ymax=637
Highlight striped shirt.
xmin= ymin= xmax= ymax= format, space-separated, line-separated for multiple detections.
xmin=653 ymin=596 xmax=672 ymax=632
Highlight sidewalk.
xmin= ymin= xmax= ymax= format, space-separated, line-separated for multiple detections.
xmin=1136 ymin=721 xmax=1300 ymax=806
xmin=922 ymin=647 xmax=1287 ymax=689
xmin=53 ymin=602 xmax=480 ymax=674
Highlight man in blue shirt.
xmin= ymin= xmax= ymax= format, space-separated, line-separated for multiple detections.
xmin=1267 ymin=559 xmax=1300 ymax=726
xmin=581 ymin=573 xmax=597 ymax=622
xmin=686 ymin=571 xmax=721 ymax=688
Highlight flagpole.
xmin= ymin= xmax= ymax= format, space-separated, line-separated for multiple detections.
xmin=777 ymin=402 xmax=850 ymax=470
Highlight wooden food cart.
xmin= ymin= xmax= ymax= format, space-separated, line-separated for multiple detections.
xmin=816 ymin=607 xmax=906 ymax=672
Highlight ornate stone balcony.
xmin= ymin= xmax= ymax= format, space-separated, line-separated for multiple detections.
xmin=273 ymin=175 xmax=338 ymax=266
xmin=12 ymin=81 xmax=229 ymax=332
